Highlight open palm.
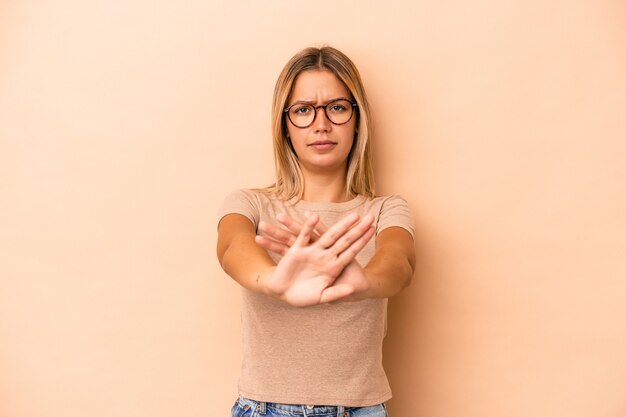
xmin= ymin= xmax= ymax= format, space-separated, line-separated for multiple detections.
xmin=257 ymin=212 xmax=374 ymax=306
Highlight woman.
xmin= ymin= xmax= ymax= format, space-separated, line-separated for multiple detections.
xmin=217 ymin=46 xmax=415 ymax=417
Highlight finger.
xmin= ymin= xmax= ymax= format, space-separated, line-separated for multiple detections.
xmin=293 ymin=212 xmax=319 ymax=247
xmin=277 ymin=212 xmax=323 ymax=242
xmin=336 ymin=224 xmax=376 ymax=266
xmin=319 ymin=283 xmax=354 ymax=304
xmin=317 ymin=212 xmax=360 ymax=249
xmin=304 ymin=211 xmax=329 ymax=235
xmin=255 ymin=235 xmax=289 ymax=256
xmin=258 ymin=221 xmax=296 ymax=246
xmin=276 ymin=213 xmax=304 ymax=235
xmin=327 ymin=214 xmax=375 ymax=256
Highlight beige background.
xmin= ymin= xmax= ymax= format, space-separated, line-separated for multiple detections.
xmin=1 ymin=1 xmax=625 ymax=416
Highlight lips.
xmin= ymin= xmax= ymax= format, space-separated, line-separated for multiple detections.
xmin=309 ymin=140 xmax=337 ymax=145
xmin=308 ymin=140 xmax=337 ymax=151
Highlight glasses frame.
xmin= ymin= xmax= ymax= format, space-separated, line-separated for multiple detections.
xmin=283 ymin=98 xmax=358 ymax=129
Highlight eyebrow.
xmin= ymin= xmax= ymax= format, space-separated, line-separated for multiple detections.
xmin=287 ymin=97 xmax=352 ymax=107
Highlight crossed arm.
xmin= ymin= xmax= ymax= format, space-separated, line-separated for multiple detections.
xmin=216 ymin=211 xmax=415 ymax=307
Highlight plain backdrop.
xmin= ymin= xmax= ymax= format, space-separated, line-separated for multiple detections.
xmin=1 ymin=1 xmax=625 ymax=416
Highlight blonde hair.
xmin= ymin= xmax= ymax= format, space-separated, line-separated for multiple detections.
xmin=261 ymin=46 xmax=375 ymax=200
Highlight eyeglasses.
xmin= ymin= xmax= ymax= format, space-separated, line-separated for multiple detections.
xmin=283 ymin=98 xmax=358 ymax=129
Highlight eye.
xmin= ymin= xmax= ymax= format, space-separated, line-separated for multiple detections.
xmin=292 ymin=105 xmax=312 ymax=115
xmin=328 ymin=100 xmax=351 ymax=114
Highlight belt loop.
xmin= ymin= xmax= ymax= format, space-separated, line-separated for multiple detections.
xmin=253 ymin=400 xmax=267 ymax=415
xmin=337 ymin=405 xmax=345 ymax=417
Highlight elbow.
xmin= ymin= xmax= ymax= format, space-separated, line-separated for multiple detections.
xmin=216 ymin=244 xmax=228 ymax=271
xmin=401 ymin=255 xmax=415 ymax=289
xmin=402 ymin=268 xmax=413 ymax=289
xmin=403 ymin=271 xmax=413 ymax=289
xmin=384 ymin=258 xmax=414 ymax=298
xmin=217 ymin=239 xmax=234 ymax=274
xmin=405 ymin=252 xmax=416 ymax=287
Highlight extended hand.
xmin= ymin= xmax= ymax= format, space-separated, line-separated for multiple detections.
xmin=256 ymin=212 xmax=374 ymax=306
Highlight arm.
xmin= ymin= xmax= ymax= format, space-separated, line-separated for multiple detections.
xmin=216 ymin=213 xmax=276 ymax=295
xmin=257 ymin=216 xmax=416 ymax=301
xmin=218 ymin=211 xmax=376 ymax=306
xmin=356 ymin=226 xmax=416 ymax=300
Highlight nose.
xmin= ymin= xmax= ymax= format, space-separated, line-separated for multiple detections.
xmin=311 ymin=106 xmax=331 ymax=132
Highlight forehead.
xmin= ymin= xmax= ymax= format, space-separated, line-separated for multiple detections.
xmin=289 ymin=69 xmax=351 ymax=102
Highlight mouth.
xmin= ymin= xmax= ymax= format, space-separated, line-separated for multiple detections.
xmin=309 ymin=140 xmax=337 ymax=145
xmin=308 ymin=140 xmax=337 ymax=151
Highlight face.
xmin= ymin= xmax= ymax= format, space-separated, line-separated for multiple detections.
xmin=285 ymin=69 xmax=357 ymax=176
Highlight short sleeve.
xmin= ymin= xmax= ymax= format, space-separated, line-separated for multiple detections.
xmin=217 ymin=189 xmax=260 ymax=229
xmin=376 ymin=195 xmax=415 ymax=238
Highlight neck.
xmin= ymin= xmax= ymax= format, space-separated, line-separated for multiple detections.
xmin=301 ymin=168 xmax=352 ymax=203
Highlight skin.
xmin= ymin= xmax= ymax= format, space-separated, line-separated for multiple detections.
xmin=256 ymin=213 xmax=415 ymax=303
xmin=286 ymin=69 xmax=357 ymax=203
xmin=217 ymin=69 xmax=415 ymax=307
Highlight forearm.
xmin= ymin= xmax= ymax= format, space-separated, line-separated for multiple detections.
xmin=360 ymin=250 xmax=413 ymax=300
xmin=220 ymin=235 xmax=276 ymax=295
xmin=352 ymin=227 xmax=416 ymax=301
xmin=217 ymin=214 xmax=276 ymax=296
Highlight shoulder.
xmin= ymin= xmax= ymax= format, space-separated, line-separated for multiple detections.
xmin=365 ymin=194 xmax=414 ymax=238
xmin=362 ymin=194 xmax=411 ymax=214
xmin=372 ymin=194 xmax=410 ymax=207
xmin=223 ymin=188 xmax=260 ymax=199
xmin=220 ymin=188 xmax=258 ymax=208
xmin=218 ymin=189 xmax=266 ymax=225
xmin=222 ymin=188 xmax=283 ymax=205
xmin=218 ymin=188 xmax=291 ymax=223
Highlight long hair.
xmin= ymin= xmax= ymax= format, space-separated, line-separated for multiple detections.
xmin=261 ymin=46 xmax=375 ymax=200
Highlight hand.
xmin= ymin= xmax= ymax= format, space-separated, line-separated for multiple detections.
xmin=256 ymin=212 xmax=374 ymax=305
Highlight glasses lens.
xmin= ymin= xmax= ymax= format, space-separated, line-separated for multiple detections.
xmin=288 ymin=104 xmax=315 ymax=128
xmin=325 ymin=99 xmax=354 ymax=125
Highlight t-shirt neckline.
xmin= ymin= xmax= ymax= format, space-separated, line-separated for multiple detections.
xmin=291 ymin=194 xmax=367 ymax=212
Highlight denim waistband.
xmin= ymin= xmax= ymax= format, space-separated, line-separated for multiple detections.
xmin=238 ymin=396 xmax=349 ymax=416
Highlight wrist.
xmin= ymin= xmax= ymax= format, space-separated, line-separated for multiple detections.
xmin=353 ymin=267 xmax=378 ymax=300
xmin=337 ymin=263 xmax=373 ymax=302
xmin=255 ymin=266 xmax=279 ymax=298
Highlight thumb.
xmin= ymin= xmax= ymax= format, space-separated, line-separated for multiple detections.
xmin=319 ymin=283 xmax=354 ymax=304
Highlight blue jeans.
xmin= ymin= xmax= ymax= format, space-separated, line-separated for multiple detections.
xmin=231 ymin=396 xmax=389 ymax=417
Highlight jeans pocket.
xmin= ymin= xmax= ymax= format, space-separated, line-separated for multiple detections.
xmin=230 ymin=400 xmax=241 ymax=417
xmin=352 ymin=403 xmax=388 ymax=417
xmin=230 ymin=400 xmax=252 ymax=417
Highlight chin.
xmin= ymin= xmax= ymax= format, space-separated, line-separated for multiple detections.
xmin=304 ymin=160 xmax=348 ymax=173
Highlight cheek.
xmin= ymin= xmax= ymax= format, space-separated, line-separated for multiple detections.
xmin=285 ymin=124 xmax=296 ymax=140
xmin=285 ymin=128 xmax=306 ymax=155
xmin=341 ymin=125 xmax=357 ymax=148
xmin=285 ymin=121 xmax=305 ymax=142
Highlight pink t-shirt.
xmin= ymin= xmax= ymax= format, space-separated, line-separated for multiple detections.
xmin=218 ymin=189 xmax=414 ymax=406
